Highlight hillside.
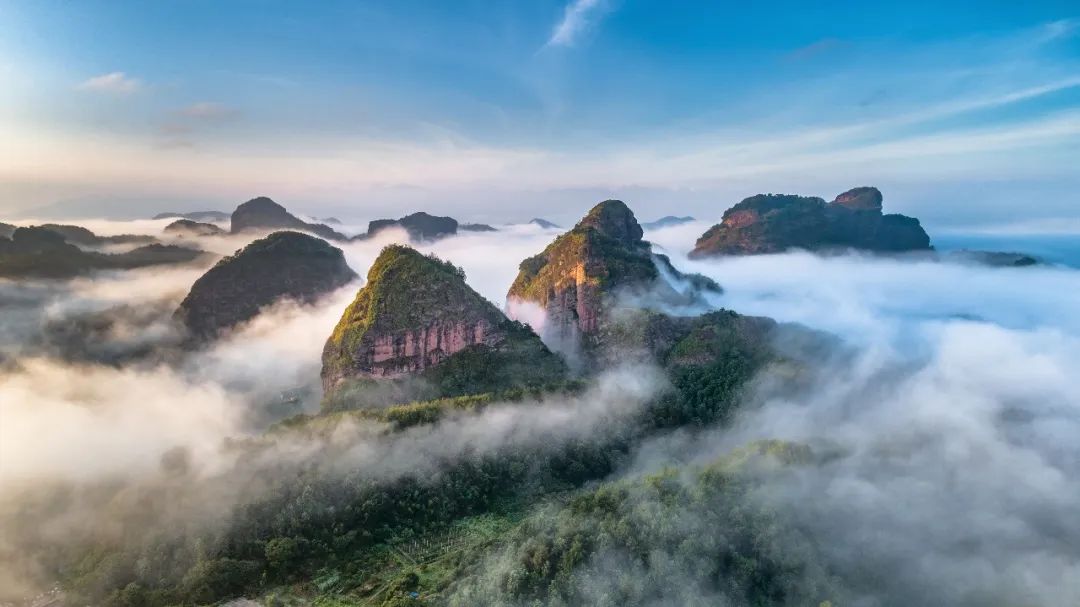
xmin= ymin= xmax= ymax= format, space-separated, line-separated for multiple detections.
xmin=357 ymin=211 xmax=461 ymax=242
xmin=322 ymin=244 xmax=566 ymax=409
xmin=176 ymin=231 xmax=356 ymax=339
xmin=230 ymin=196 xmax=348 ymax=241
xmin=0 ymin=226 xmax=208 ymax=278
xmin=507 ymin=200 xmax=721 ymax=357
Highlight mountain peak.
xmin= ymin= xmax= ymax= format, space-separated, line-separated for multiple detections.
xmin=230 ymin=196 xmax=347 ymax=241
xmin=578 ymin=199 xmax=644 ymax=244
xmin=831 ymin=186 xmax=883 ymax=211
xmin=176 ymin=231 xmax=356 ymax=340
xmin=362 ymin=211 xmax=459 ymax=241
xmin=321 ymin=245 xmax=564 ymax=406
xmin=690 ymin=187 xmax=930 ymax=257
xmin=508 ymin=201 xmax=718 ymax=355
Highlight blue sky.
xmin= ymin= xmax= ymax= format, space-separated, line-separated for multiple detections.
xmin=0 ymin=0 xmax=1077 ymax=227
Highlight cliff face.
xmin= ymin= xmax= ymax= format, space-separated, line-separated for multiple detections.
xmin=507 ymin=201 xmax=654 ymax=340
xmin=690 ymin=187 xmax=931 ymax=257
xmin=321 ymin=245 xmax=564 ymax=404
xmin=230 ymin=197 xmax=347 ymax=241
xmin=506 ymin=200 xmax=719 ymax=349
xmin=176 ymin=231 xmax=356 ymax=340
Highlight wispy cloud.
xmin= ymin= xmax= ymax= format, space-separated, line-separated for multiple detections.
xmin=156 ymin=102 xmax=241 ymax=149
xmin=785 ymin=37 xmax=843 ymax=61
xmin=545 ymin=0 xmax=608 ymax=48
xmin=176 ymin=101 xmax=240 ymax=121
xmin=1039 ymin=18 xmax=1078 ymax=43
xmin=76 ymin=71 xmax=141 ymax=95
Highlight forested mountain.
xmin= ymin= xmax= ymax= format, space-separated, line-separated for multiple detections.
xmin=0 ymin=200 xmax=838 ymax=607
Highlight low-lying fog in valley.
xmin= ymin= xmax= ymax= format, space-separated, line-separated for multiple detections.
xmin=2 ymin=215 xmax=1079 ymax=606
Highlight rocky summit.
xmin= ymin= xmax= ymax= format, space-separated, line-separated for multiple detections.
xmin=507 ymin=200 xmax=720 ymax=350
xmin=690 ymin=186 xmax=931 ymax=257
xmin=321 ymin=244 xmax=565 ymax=407
xmin=230 ymin=196 xmax=347 ymax=241
xmin=176 ymin=231 xmax=356 ymax=340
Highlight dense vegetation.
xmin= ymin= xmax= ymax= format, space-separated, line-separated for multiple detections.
xmin=4 ymin=313 xmax=785 ymax=607
xmin=322 ymin=246 xmax=567 ymax=405
xmin=0 ymin=204 xmax=833 ymax=607
xmin=0 ymin=226 xmax=209 ymax=278
xmin=507 ymin=200 xmax=658 ymax=304
xmin=445 ymin=441 xmax=839 ymax=607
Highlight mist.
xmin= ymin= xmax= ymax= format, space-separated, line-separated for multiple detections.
xmin=607 ymin=243 xmax=1080 ymax=606
xmin=1 ymin=215 xmax=1078 ymax=605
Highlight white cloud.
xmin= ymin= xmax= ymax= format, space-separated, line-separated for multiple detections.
xmin=76 ymin=71 xmax=141 ymax=95
xmin=545 ymin=0 xmax=607 ymax=48
xmin=1039 ymin=18 xmax=1078 ymax=43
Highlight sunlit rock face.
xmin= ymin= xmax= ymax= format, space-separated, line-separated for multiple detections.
xmin=506 ymin=200 xmax=721 ymax=356
xmin=506 ymin=200 xmax=656 ymax=342
xmin=321 ymin=244 xmax=564 ymax=395
xmin=690 ymin=186 xmax=931 ymax=257
xmin=176 ymin=231 xmax=356 ymax=340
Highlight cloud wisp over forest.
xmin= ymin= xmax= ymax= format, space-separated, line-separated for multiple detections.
xmin=1 ymin=218 xmax=1079 ymax=605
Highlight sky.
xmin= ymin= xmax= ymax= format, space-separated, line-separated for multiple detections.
xmin=0 ymin=0 xmax=1077 ymax=227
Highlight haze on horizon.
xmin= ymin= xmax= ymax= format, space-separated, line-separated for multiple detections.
xmin=0 ymin=0 xmax=1077 ymax=229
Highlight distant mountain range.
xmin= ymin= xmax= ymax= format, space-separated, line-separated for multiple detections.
xmin=641 ymin=215 xmax=695 ymax=229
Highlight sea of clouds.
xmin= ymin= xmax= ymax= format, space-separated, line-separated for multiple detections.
xmin=1 ymin=215 xmax=1078 ymax=605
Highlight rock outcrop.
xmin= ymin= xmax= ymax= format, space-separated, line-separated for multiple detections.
xmin=230 ymin=197 xmax=347 ymax=241
xmin=176 ymin=231 xmax=356 ymax=340
xmin=690 ymin=187 xmax=931 ymax=257
xmin=0 ymin=227 xmax=208 ymax=278
xmin=358 ymin=212 xmax=460 ymax=242
xmin=164 ymin=219 xmax=225 ymax=237
xmin=507 ymin=200 xmax=720 ymax=353
xmin=321 ymin=245 xmax=565 ymax=404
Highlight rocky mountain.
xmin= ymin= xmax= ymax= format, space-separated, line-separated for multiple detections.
xmin=176 ymin=231 xmax=356 ymax=340
xmin=507 ymin=200 xmax=720 ymax=353
xmin=0 ymin=226 xmax=208 ymax=278
xmin=690 ymin=186 xmax=931 ymax=257
xmin=321 ymin=245 xmax=565 ymax=408
xmin=358 ymin=211 xmax=460 ymax=242
xmin=164 ymin=219 xmax=225 ymax=237
xmin=154 ymin=211 xmax=230 ymax=222
xmin=529 ymin=218 xmax=560 ymax=229
xmin=230 ymin=197 xmax=347 ymax=241
xmin=642 ymin=215 xmax=695 ymax=230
